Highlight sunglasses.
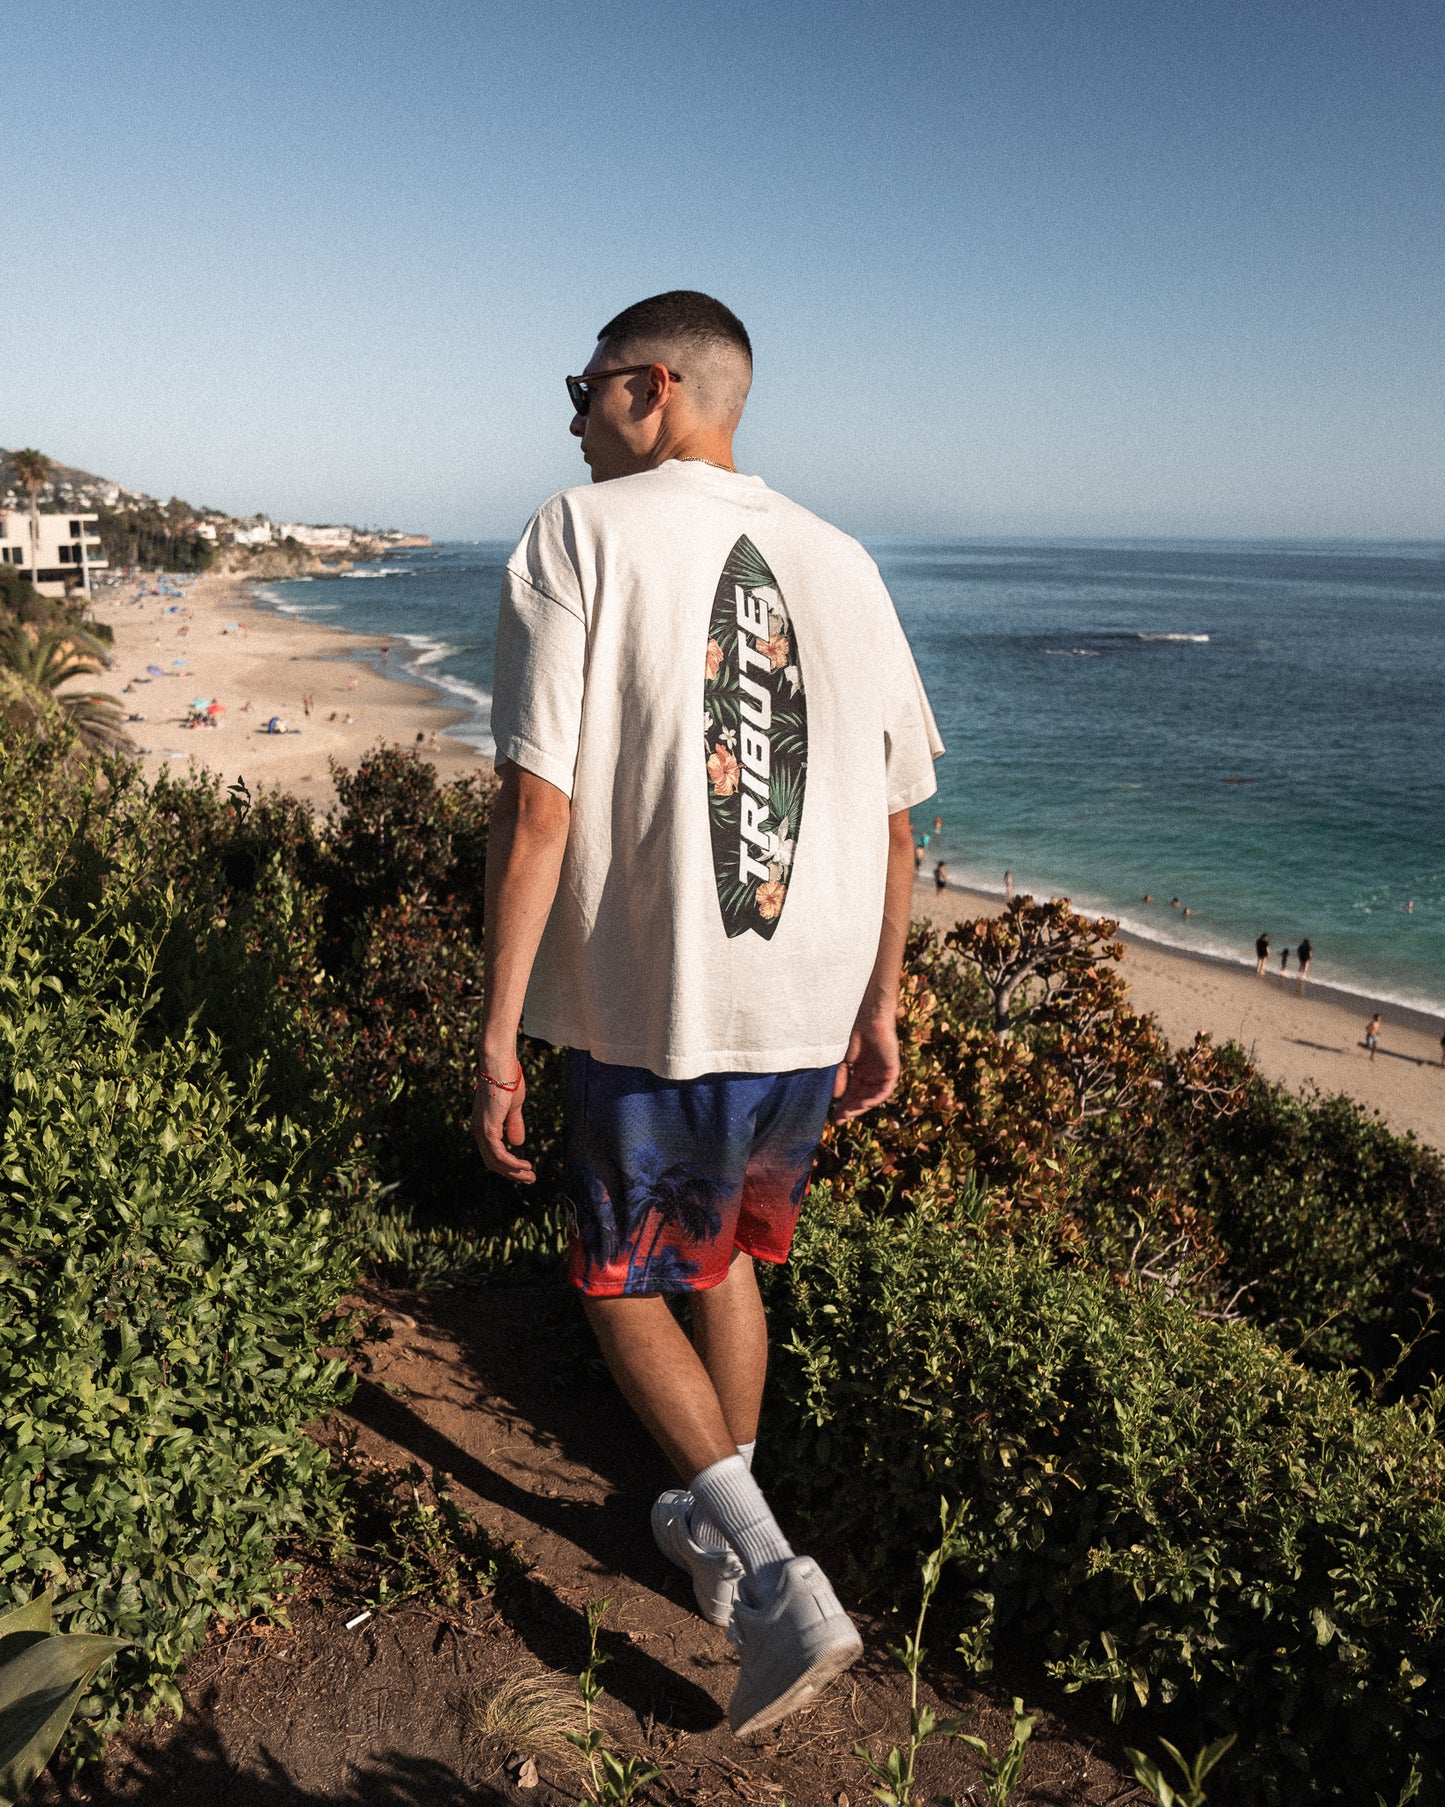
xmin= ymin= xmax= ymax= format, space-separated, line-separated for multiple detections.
xmin=565 ymin=365 xmax=682 ymax=415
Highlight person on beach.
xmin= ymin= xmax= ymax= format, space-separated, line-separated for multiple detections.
xmin=1004 ymin=869 xmax=1014 ymax=901
xmin=1439 ymin=1026 xmax=1445 ymax=1070
xmin=473 ymin=291 xmax=942 ymax=1739
xmin=1280 ymin=947 xmax=1290 ymax=973
xmin=1255 ymin=933 xmax=1270 ymax=976
xmin=913 ymin=840 xmax=924 ymax=873
xmin=1297 ymin=937 xmax=1313 ymax=985
xmin=934 ymin=860 xmax=949 ymax=893
xmin=1365 ymin=1013 xmax=1381 ymax=1060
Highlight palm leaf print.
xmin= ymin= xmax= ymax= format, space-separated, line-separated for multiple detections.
xmin=702 ymin=537 xmax=808 ymax=939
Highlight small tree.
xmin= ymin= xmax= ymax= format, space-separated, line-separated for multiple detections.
xmin=945 ymin=894 xmax=1126 ymax=1041
xmin=9 ymin=449 xmax=51 ymax=581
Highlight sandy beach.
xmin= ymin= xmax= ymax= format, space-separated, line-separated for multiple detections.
xmin=86 ymin=570 xmax=490 ymax=807
xmin=75 ymin=572 xmax=1439 ymax=1150
xmin=914 ymin=879 xmax=1444 ymax=1150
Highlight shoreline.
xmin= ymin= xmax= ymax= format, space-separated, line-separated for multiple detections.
xmin=913 ymin=878 xmax=1444 ymax=1150
xmin=86 ymin=569 xmax=492 ymax=809
xmin=246 ymin=574 xmax=496 ymax=756
xmin=934 ymin=876 xmax=1445 ymax=1040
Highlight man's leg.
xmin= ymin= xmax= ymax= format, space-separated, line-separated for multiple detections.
xmin=582 ymin=1293 xmax=737 ymax=1480
xmin=583 ymin=1290 xmax=795 ymax=1594
xmin=690 ymin=1252 xmax=768 ymax=1448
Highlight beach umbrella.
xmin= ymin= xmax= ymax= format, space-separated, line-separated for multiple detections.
xmin=146 ymin=664 xmax=164 ymax=676
xmin=206 ymin=702 xmax=225 ymax=715
xmin=191 ymin=698 xmax=210 ymax=710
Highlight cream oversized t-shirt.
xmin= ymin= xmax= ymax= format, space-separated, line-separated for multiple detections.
xmin=491 ymin=459 xmax=943 ymax=1079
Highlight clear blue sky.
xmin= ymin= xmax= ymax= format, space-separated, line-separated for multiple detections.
xmin=6 ymin=0 xmax=1443 ymax=540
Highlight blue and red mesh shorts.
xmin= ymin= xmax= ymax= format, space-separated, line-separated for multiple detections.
xmin=562 ymin=1051 xmax=837 ymax=1297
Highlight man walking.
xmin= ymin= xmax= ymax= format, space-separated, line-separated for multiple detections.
xmin=472 ymin=292 xmax=942 ymax=1738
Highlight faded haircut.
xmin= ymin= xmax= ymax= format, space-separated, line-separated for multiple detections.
xmin=597 ymin=290 xmax=752 ymax=366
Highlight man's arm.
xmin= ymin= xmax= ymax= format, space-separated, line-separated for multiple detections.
xmin=832 ymin=807 xmax=917 ymax=1121
xmin=472 ymin=762 xmax=572 ymax=1182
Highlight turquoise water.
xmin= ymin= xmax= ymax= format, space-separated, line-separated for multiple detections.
xmin=259 ymin=536 xmax=1445 ymax=1016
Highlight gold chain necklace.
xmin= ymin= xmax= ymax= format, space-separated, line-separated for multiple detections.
xmin=675 ymin=456 xmax=737 ymax=473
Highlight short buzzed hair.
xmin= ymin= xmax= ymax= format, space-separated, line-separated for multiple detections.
xmin=598 ymin=290 xmax=752 ymax=366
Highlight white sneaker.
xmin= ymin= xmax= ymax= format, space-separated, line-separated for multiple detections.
xmin=727 ymin=1556 xmax=863 ymax=1738
xmin=651 ymin=1489 xmax=745 ymax=1628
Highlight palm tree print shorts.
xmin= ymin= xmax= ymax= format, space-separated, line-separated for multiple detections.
xmin=562 ymin=1051 xmax=838 ymax=1297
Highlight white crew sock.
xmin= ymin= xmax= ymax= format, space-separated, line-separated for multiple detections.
xmin=690 ymin=1440 xmax=756 ymax=1554
xmin=688 ymin=1454 xmax=794 ymax=1595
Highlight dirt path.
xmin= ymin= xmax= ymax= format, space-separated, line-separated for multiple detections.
xmin=45 ymin=1285 xmax=1140 ymax=1806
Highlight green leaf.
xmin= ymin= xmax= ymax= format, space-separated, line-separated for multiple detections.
xmin=0 ymin=1600 xmax=51 ymax=1645
xmin=0 ymin=1627 xmax=126 ymax=1805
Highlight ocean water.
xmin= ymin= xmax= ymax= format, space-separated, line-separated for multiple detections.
xmin=257 ymin=536 xmax=1445 ymax=1017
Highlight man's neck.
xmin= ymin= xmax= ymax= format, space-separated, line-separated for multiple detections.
xmin=646 ymin=422 xmax=737 ymax=473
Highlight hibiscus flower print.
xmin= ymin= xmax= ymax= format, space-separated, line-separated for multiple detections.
xmin=757 ymin=632 xmax=790 ymax=671
xmin=755 ymin=878 xmax=787 ymax=920
xmin=707 ymin=741 xmax=740 ymax=797
xmin=704 ymin=637 xmax=723 ymax=680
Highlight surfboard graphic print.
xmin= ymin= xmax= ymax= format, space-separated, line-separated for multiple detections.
xmin=702 ymin=536 xmax=807 ymax=940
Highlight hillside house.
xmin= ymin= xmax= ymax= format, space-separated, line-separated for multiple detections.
xmin=0 ymin=511 xmax=107 ymax=598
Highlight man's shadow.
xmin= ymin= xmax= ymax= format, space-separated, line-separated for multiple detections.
xmin=346 ymin=1288 xmax=724 ymax=1730
xmin=42 ymin=1722 xmax=508 ymax=1807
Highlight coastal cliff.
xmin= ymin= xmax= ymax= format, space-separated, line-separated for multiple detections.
xmin=1 ymin=447 xmax=430 ymax=577
xmin=211 ymin=531 xmax=431 ymax=579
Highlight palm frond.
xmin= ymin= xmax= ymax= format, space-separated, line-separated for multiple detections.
xmin=722 ymin=535 xmax=776 ymax=594
xmin=58 ymin=691 xmax=132 ymax=753
xmin=0 ymin=622 xmax=110 ymax=693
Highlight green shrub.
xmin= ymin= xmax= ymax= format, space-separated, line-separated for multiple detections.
xmin=0 ymin=735 xmax=358 ymax=1749
xmin=142 ymin=748 xmax=568 ymax=1274
xmin=764 ymin=1188 xmax=1445 ymax=1803
xmin=1190 ymin=1082 xmax=1445 ymax=1374
xmin=824 ymin=909 xmax=1445 ymax=1380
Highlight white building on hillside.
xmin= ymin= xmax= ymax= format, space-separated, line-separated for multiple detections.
xmin=0 ymin=511 xmax=107 ymax=598
xmin=276 ymin=523 xmax=353 ymax=550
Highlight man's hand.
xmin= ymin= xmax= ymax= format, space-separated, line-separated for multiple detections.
xmin=471 ymin=1061 xmax=535 ymax=1183
xmin=831 ymin=1010 xmax=901 ymax=1121
xmin=472 ymin=765 xmax=570 ymax=1187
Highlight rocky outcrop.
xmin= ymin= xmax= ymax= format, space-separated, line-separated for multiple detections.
xmin=211 ymin=531 xmax=429 ymax=580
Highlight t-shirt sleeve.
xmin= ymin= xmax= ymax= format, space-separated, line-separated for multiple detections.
xmin=880 ymin=593 xmax=945 ymax=814
xmin=491 ymin=513 xmax=587 ymax=797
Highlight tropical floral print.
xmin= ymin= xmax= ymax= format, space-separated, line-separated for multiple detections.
xmin=707 ymin=741 xmax=740 ymax=796
xmin=563 ymin=1053 xmax=836 ymax=1296
xmin=755 ymin=878 xmax=786 ymax=920
xmin=759 ymin=632 xmax=790 ymax=671
xmin=702 ymin=536 xmax=809 ymax=939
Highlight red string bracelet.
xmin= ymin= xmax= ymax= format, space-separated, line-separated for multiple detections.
xmin=477 ymin=1068 xmax=523 ymax=1093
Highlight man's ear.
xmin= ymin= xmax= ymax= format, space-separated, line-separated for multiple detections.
xmin=640 ymin=362 xmax=677 ymax=417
